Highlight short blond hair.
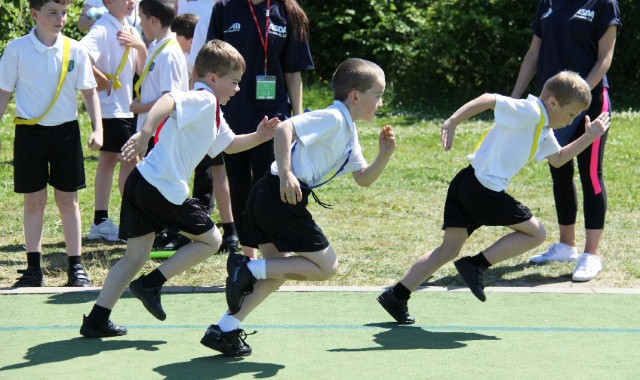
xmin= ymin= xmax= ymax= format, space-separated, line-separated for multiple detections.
xmin=331 ymin=58 xmax=385 ymax=101
xmin=193 ymin=40 xmax=246 ymax=79
xmin=541 ymin=71 xmax=591 ymax=108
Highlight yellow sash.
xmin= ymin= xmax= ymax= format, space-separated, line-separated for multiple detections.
xmin=102 ymin=46 xmax=131 ymax=90
xmin=134 ymin=39 xmax=178 ymax=101
xmin=15 ymin=37 xmax=71 ymax=125
xmin=473 ymin=103 xmax=547 ymax=163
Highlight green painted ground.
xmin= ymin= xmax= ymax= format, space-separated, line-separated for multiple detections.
xmin=1 ymin=291 xmax=639 ymax=379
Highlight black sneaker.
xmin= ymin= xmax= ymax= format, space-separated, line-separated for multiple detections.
xmin=13 ymin=267 xmax=44 ymax=287
xmin=225 ymin=253 xmax=257 ymax=314
xmin=200 ymin=324 xmax=254 ymax=357
xmin=218 ymin=235 xmax=239 ymax=255
xmin=453 ymin=257 xmax=487 ymax=302
xmin=162 ymin=234 xmax=191 ymax=250
xmin=66 ymin=264 xmax=92 ymax=287
xmin=377 ymin=289 xmax=415 ymax=324
xmin=152 ymin=229 xmax=171 ymax=250
xmin=129 ymin=276 xmax=166 ymax=321
xmin=80 ymin=315 xmax=127 ymax=338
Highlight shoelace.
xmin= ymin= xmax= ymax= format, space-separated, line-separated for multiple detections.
xmin=233 ymin=329 xmax=257 ymax=349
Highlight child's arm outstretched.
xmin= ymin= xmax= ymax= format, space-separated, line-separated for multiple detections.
xmin=224 ymin=116 xmax=279 ymax=154
xmin=81 ymin=88 xmax=103 ymax=150
xmin=441 ymin=93 xmax=496 ymax=151
xmin=546 ymin=112 xmax=610 ymax=167
xmin=122 ymin=93 xmax=175 ymax=161
xmin=352 ymin=125 xmax=396 ymax=187
xmin=274 ymin=119 xmax=303 ymax=205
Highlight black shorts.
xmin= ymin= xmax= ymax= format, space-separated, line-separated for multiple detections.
xmin=243 ymin=174 xmax=330 ymax=252
xmin=100 ymin=118 xmax=135 ymax=153
xmin=13 ymin=121 xmax=85 ymax=193
xmin=443 ymin=165 xmax=533 ymax=235
xmin=119 ymin=168 xmax=216 ymax=239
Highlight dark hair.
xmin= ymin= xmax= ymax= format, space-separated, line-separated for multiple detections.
xmin=282 ymin=0 xmax=309 ymax=41
xmin=139 ymin=0 xmax=176 ymax=28
xmin=29 ymin=0 xmax=70 ymax=10
xmin=331 ymin=58 xmax=385 ymax=101
xmin=194 ymin=39 xmax=246 ymax=79
xmin=171 ymin=13 xmax=199 ymax=39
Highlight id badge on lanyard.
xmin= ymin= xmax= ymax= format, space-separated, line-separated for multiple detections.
xmin=256 ymin=75 xmax=276 ymax=99
xmin=248 ymin=0 xmax=276 ymax=100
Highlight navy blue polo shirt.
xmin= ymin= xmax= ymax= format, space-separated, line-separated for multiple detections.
xmin=532 ymin=0 xmax=621 ymax=92
xmin=206 ymin=0 xmax=315 ymax=134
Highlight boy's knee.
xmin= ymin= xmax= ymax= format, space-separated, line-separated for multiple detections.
xmin=317 ymin=259 xmax=339 ymax=281
xmin=533 ymin=224 xmax=547 ymax=245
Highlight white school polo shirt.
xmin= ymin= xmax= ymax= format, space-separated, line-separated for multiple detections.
xmin=136 ymin=34 xmax=189 ymax=131
xmin=0 ymin=30 xmax=96 ymax=126
xmin=270 ymin=100 xmax=368 ymax=187
xmin=468 ymin=94 xmax=561 ymax=192
xmin=137 ymin=82 xmax=234 ymax=205
xmin=81 ymin=13 xmax=140 ymax=118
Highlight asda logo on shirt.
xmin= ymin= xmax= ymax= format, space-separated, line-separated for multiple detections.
xmin=572 ymin=8 xmax=595 ymax=22
xmin=224 ymin=23 xmax=241 ymax=33
xmin=269 ymin=23 xmax=286 ymax=38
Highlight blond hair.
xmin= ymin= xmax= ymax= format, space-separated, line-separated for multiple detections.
xmin=193 ymin=40 xmax=246 ymax=79
xmin=541 ymin=71 xmax=591 ymax=108
xmin=331 ymin=58 xmax=385 ymax=101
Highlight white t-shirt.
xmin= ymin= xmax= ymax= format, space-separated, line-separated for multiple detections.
xmin=270 ymin=101 xmax=368 ymax=187
xmin=188 ymin=8 xmax=212 ymax=70
xmin=81 ymin=13 xmax=140 ymax=118
xmin=468 ymin=94 xmax=562 ymax=192
xmin=178 ymin=0 xmax=216 ymax=16
xmin=0 ymin=30 xmax=96 ymax=126
xmin=136 ymin=34 xmax=189 ymax=131
xmin=137 ymin=82 xmax=235 ymax=205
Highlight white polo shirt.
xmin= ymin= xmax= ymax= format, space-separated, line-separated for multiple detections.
xmin=81 ymin=13 xmax=140 ymax=118
xmin=0 ymin=30 xmax=96 ymax=126
xmin=137 ymin=82 xmax=235 ymax=205
xmin=136 ymin=34 xmax=188 ymax=131
xmin=468 ymin=94 xmax=562 ymax=192
xmin=270 ymin=101 xmax=368 ymax=187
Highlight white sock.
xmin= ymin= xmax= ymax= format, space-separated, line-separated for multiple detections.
xmin=247 ymin=259 xmax=267 ymax=280
xmin=217 ymin=312 xmax=241 ymax=332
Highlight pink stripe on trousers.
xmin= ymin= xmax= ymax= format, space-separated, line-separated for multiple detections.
xmin=589 ymin=87 xmax=610 ymax=195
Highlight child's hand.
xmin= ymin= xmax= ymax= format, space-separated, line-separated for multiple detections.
xmin=441 ymin=118 xmax=457 ymax=151
xmin=117 ymin=27 xmax=145 ymax=51
xmin=130 ymin=100 xmax=143 ymax=114
xmin=378 ymin=125 xmax=396 ymax=157
xmin=121 ymin=132 xmax=147 ymax=162
xmin=256 ymin=115 xmax=280 ymax=140
xmin=279 ymin=171 xmax=302 ymax=205
xmin=584 ymin=112 xmax=610 ymax=138
xmin=88 ymin=130 xmax=103 ymax=151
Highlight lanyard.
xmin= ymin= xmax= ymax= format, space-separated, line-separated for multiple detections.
xmin=15 ymin=37 xmax=71 ymax=125
xmin=247 ymin=0 xmax=270 ymax=75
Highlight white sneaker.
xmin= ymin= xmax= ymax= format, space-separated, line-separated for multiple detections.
xmin=88 ymin=219 xmax=121 ymax=242
xmin=529 ymin=242 xmax=579 ymax=264
xmin=572 ymin=253 xmax=602 ymax=282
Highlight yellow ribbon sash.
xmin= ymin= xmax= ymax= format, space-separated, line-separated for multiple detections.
xmin=102 ymin=45 xmax=131 ymax=90
xmin=134 ymin=39 xmax=178 ymax=101
xmin=15 ymin=37 xmax=71 ymax=125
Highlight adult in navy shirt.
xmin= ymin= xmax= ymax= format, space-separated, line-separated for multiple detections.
xmin=206 ymin=0 xmax=314 ymax=257
xmin=511 ymin=0 xmax=621 ymax=281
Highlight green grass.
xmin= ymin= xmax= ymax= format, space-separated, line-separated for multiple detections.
xmin=1 ymin=98 xmax=639 ymax=288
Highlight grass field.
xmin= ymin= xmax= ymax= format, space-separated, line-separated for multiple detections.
xmin=0 ymin=99 xmax=639 ymax=289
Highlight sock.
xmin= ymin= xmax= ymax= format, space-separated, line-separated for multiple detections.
xmin=221 ymin=222 xmax=237 ymax=238
xmin=469 ymin=252 xmax=492 ymax=269
xmin=143 ymin=269 xmax=167 ymax=287
xmin=94 ymin=210 xmax=108 ymax=226
xmin=88 ymin=304 xmax=111 ymax=326
xmin=392 ymin=282 xmax=411 ymax=300
xmin=247 ymin=259 xmax=267 ymax=280
xmin=27 ymin=252 xmax=41 ymax=269
xmin=68 ymin=255 xmax=82 ymax=268
xmin=217 ymin=312 xmax=241 ymax=333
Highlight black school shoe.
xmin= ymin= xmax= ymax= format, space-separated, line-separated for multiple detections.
xmin=453 ymin=257 xmax=487 ymax=302
xmin=66 ymin=264 xmax=92 ymax=287
xmin=80 ymin=315 xmax=127 ymax=338
xmin=218 ymin=235 xmax=239 ymax=255
xmin=377 ymin=289 xmax=416 ymax=324
xmin=129 ymin=275 xmax=166 ymax=321
xmin=225 ymin=252 xmax=257 ymax=314
xmin=13 ymin=267 xmax=44 ymax=287
xmin=200 ymin=324 xmax=254 ymax=357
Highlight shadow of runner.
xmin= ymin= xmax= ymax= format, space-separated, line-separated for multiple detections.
xmin=0 ymin=337 xmax=166 ymax=371
xmin=154 ymin=356 xmax=285 ymax=379
xmin=328 ymin=323 xmax=500 ymax=352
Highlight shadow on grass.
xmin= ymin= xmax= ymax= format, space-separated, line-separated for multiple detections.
xmin=425 ymin=263 xmax=572 ymax=287
xmin=0 ymin=337 xmax=166 ymax=371
xmin=154 ymin=356 xmax=285 ymax=379
xmin=328 ymin=322 xmax=499 ymax=352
